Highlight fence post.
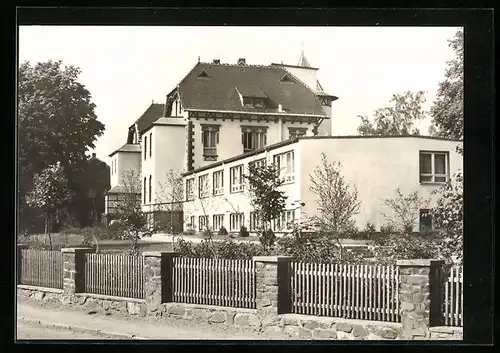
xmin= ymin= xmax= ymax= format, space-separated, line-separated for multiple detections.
xmin=17 ymin=244 xmax=29 ymax=285
xmin=397 ymin=259 xmax=445 ymax=340
xmin=61 ymin=247 xmax=94 ymax=296
xmin=142 ymin=251 xmax=179 ymax=315
xmin=253 ymin=255 xmax=294 ymax=319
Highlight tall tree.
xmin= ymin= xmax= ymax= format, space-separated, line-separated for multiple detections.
xmin=18 ymin=60 xmax=105 ymax=230
xmin=357 ymin=90 xmax=427 ymax=136
xmin=429 ymin=29 xmax=464 ymax=153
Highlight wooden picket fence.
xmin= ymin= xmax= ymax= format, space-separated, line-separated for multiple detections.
xmin=19 ymin=249 xmax=64 ymax=289
xmin=84 ymin=253 xmax=144 ymax=299
xmin=291 ymin=262 xmax=401 ymax=322
xmin=443 ymin=265 xmax=463 ymax=327
xmin=172 ymin=258 xmax=256 ymax=309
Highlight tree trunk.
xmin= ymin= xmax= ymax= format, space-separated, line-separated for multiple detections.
xmin=47 ymin=217 xmax=53 ymax=250
xmin=44 ymin=217 xmax=48 ymax=245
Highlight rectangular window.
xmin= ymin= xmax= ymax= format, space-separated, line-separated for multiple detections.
xmin=230 ymin=165 xmax=244 ymax=193
xmin=419 ymin=209 xmax=433 ymax=232
xmin=186 ymin=178 xmax=194 ymax=201
xmin=419 ymin=151 xmax=449 ymax=183
xmin=190 ymin=215 xmax=195 ymax=230
xmin=273 ymin=210 xmax=295 ymax=231
xmin=249 ymin=158 xmax=266 ymax=170
xmin=144 ymin=135 xmax=147 ymax=160
xmin=288 ymin=127 xmax=308 ymax=139
xmin=143 ymin=177 xmax=147 ymax=204
xmin=199 ymin=215 xmax=209 ymax=231
xmin=213 ymin=214 xmax=224 ymax=231
xmin=230 ymin=213 xmax=244 ymax=232
xmin=201 ymin=125 xmax=220 ymax=159
xmin=250 ymin=211 xmax=263 ymax=231
xmin=198 ymin=174 xmax=209 ymax=198
xmin=148 ymin=175 xmax=152 ymax=203
xmin=273 ymin=150 xmax=295 ymax=183
xmin=149 ymin=133 xmax=152 ymax=157
xmin=242 ymin=127 xmax=267 ymax=153
xmin=213 ymin=170 xmax=224 ymax=195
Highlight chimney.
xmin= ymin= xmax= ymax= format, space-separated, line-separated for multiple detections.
xmin=237 ymin=58 xmax=246 ymax=65
xmin=91 ymin=153 xmax=96 ymax=159
xmin=278 ymin=104 xmax=283 ymax=112
xmin=213 ymin=59 xmax=220 ymax=64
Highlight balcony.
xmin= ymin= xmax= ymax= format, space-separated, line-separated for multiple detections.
xmin=203 ymin=147 xmax=218 ymax=161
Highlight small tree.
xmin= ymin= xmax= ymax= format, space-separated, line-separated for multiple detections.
xmin=381 ymin=188 xmax=430 ymax=234
xmin=114 ymin=170 xmax=154 ymax=254
xmin=431 ymin=170 xmax=463 ymax=264
xmin=244 ymin=162 xmax=287 ymax=249
xmin=25 ymin=163 xmax=72 ymax=249
xmin=157 ymin=169 xmax=184 ymax=235
xmin=308 ymin=153 xmax=361 ymax=260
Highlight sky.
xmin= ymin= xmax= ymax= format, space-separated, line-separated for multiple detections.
xmin=18 ymin=26 xmax=460 ymax=164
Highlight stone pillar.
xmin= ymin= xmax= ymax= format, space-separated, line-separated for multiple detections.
xmin=397 ymin=259 xmax=445 ymax=340
xmin=142 ymin=251 xmax=179 ymax=315
xmin=253 ymin=256 xmax=294 ymax=318
xmin=17 ymin=244 xmax=29 ymax=284
xmin=61 ymin=247 xmax=94 ymax=296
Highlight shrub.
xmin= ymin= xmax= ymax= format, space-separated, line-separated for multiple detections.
xmin=182 ymin=229 xmax=196 ymax=236
xmin=259 ymin=228 xmax=276 ymax=248
xmin=173 ymin=238 xmax=269 ymax=260
xmin=239 ymin=226 xmax=249 ymax=238
xmin=218 ymin=226 xmax=228 ymax=236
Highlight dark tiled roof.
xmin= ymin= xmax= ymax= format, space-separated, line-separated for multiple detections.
xmin=108 ymin=143 xmax=141 ymax=157
xmin=178 ymin=63 xmax=327 ymax=116
xmin=132 ymin=103 xmax=165 ymax=134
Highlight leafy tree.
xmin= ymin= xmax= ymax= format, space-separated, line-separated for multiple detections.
xmin=429 ymin=29 xmax=464 ymax=154
xmin=308 ymin=153 xmax=361 ymax=260
xmin=431 ymin=170 xmax=463 ymax=264
xmin=18 ymin=60 xmax=105 ymax=231
xmin=357 ymin=91 xmax=427 ymax=136
xmin=113 ymin=170 xmax=154 ymax=253
xmin=25 ymin=163 xmax=73 ymax=249
xmin=244 ymin=162 xmax=287 ymax=249
xmin=380 ymin=188 xmax=430 ymax=233
xmin=156 ymin=169 xmax=185 ymax=234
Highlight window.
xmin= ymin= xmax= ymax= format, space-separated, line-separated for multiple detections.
xmin=280 ymin=74 xmax=295 ymax=84
xmin=143 ymin=177 xmax=147 ymax=204
xmin=288 ymin=127 xmax=307 ymax=139
xmin=189 ymin=216 xmax=195 ymax=230
xmin=149 ymin=133 xmax=152 ymax=157
xmin=419 ymin=152 xmax=448 ymax=183
xmin=213 ymin=170 xmax=224 ymax=195
xmin=144 ymin=135 xmax=147 ymax=160
xmin=230 ymin=213 xmax=244 ymax=232
xmin=274 ymin=151 xmax=295 ymax=183
xmin=250 ymin=211 xmax=263 ymax=231
xmin=198 ymin=174 xmax=209 ymax=198
xmin=148 ymin=175 xmax=152 ymax=203
xmin=199 ymin=215 xmax=209 ymax=231
xmin=419 ymin=209 xmax=433 ymax=232
xmin=273 ymin=210 xmax=295 ymax=232
xmin=186 ymin=178 xmax=194 ymax=201
xmin=249 ymin=158 xmax=266 ymax=170
xmin=230 ymin=165 xmax=244 ymax=193
xmin=242 ymin=97 xmax=267 ymax=108
xmin=242 ymin=126 xmax=267 ymax=153
xmin=213 ymin=214 xmax=224 ymax=231
xmin=201 ymin=124 xmax=219 ymax=160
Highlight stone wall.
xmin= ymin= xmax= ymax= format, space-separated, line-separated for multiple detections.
xmin=429 ymin=327 xmax=463 ymax=340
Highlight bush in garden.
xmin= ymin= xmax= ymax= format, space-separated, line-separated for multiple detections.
xmin=239 ymin=226 xmax=249 ymax=238
xmin=218 ymin=226 xmax=228 ymax=236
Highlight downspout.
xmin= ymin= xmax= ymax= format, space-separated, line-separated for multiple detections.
xmin=278 ymin=104 xmax=283 ymax=141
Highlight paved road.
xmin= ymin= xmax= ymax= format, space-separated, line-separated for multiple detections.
xmin=17 ymin=321 xmax=115 ymax=340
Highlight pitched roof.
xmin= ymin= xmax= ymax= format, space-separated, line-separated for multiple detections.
xmin=108 ymin=143 xmax=141 ymax=157
xmin=298 ymin=50 xmax=311 ymax=67
xmin=177 ymin=62 xmax=327 ymax=116
xmin=131 ymin=103 xmax=165 ymax=134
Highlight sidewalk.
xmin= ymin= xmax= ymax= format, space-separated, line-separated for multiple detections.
xmin=17 ymin=303 xmax=266 ymax=340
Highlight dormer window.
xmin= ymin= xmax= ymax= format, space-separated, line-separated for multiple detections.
xmin=280 ymin=74 xmax=295 ymax=84
xmin=197 ymin=70 xmax=210 ymax=79
xmin=242 ymin=97 xmax=266 ymax=108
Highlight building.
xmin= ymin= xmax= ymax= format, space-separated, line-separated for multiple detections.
xmin=105 ymin=52 xmax=462 ymax=234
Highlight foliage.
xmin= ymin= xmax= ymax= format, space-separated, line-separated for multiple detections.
xmin=244 ymin=162 xmax=287 ymax=249
xmin=113 ymin=170 xmax=156 ymax=252
xmin=174 ymin=238 xmax=270 ymax=260
xmin=156 ymin=169 xmax=184 ymax=233
xmin=218 ymin=226 xmax=228 ymax=236
xmin=429 ymin=29 xmax=464 ymax=154
xmin=357 ymin=90 xmax=427 ymax=136
xmin=25 ymin=163 xmax=73 ymax=249
xmin=18 ymin=60 xmax=105 ymax=231
xmin=260 ymin=229 xmax=276 ymax=248
xmin=239 ymin=225 xmax=249 ymax=238
xmin=430 ymin=170 xmax=463 ymax=264
xmin=380 ymin=188 xmax=430 ymax=233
